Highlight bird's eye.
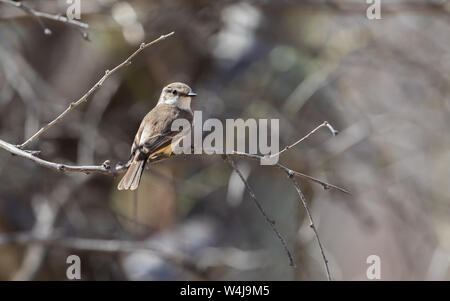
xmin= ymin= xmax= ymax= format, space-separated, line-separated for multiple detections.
xmin=172 ymin=90 xmax=177 ymax=95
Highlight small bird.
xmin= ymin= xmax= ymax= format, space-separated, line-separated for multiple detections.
xmin=117 ymin=82 xmax=196 ymax=190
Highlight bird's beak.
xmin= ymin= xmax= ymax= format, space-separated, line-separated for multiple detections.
xmin=188 ymin=91 xmax=197 ymax=97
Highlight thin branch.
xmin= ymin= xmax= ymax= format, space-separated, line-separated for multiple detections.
xmin=0 ymin=138 xmax=125 ymax=175
xmin=289 ymin=176 xmax=332 ymax=280
xmin=0 ymin=0 xmax=89 ymax=38
xmin=225 ymin=155 xmax=296 ymax=268
xmin=202 ymin=148 xmax=350 ymax=194
xmin=269 ymin=121 xmax=338 ymax=159
xmin=275 ymin=161 xmax=349 ymax=194
xmin=17 ymin=31 xmax=175 ymax=149
xmin=0 ymin=138 xmax=349 ymax=195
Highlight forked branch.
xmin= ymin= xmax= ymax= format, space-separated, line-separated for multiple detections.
xmin=225 ymin=155 xmax=296 ymax=267
xmin=269 ymin=121 xmax=339 ymax=159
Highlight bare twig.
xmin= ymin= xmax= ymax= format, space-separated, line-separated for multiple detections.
xmin=289 ymin=176 xmax=332 ymax=280
xmin=201 ymin=148 xmax=350 ymax=194
xmin=17 ymin=31 xmax=175 ymax=149
xmin=0 ymin=138 xmax=349 ymax=195
xmin=269 ymin=121 xmax=338 ymax=159
xmin=0 ymin=138 xmax=126 ymax=175
xmin=0 ymin=0 xmax=89 ymax=38
xmin=225 ymin=155 xmax=296 ymax=268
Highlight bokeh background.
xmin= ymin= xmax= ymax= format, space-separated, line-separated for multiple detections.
xmin=0 ymin=0 xmax=449 ymax=280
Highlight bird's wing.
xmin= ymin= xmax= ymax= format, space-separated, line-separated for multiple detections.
xmin=135 ymin=131 xmax=180 ymax=160
xmin=131 ymin=105 xmax=193 ymax=161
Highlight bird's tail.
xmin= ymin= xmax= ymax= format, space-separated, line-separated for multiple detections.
xmin=117 ymin=160 xmax=146 ymax=190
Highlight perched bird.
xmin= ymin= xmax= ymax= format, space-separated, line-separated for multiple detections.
xmin=117 ymin=82 xmax=196 ymax=190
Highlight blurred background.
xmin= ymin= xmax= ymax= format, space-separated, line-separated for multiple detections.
xmin=0 ymin=0 xmax=449 ymax=280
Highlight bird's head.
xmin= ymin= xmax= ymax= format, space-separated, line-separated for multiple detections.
xmin=158 ymin=82 xmax=196 ymax=110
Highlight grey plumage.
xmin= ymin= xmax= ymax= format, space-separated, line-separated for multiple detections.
xmin=118 ymin=83 xmax=195 ymax=191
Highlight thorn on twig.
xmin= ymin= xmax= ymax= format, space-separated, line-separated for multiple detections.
xmin=288 ymin=170 xmax=295 ymax=178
